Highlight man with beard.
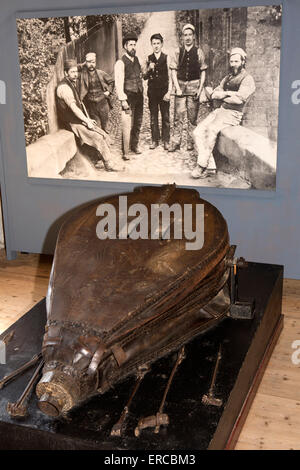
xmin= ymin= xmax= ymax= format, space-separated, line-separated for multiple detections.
xmin=79 ymin=52 xmax=114 ymax=133
xmin=143 ymin=33 xmax=172 ymax=150
xmin=191 ymin=47 xmax=255 ymax=179
xmin=168 ymin=23 xmax=207 ymax=152
xmin=114 ymin=32 xmax=143 ymax=160
xmin=56 ymin=59 xmax=117 ymax=172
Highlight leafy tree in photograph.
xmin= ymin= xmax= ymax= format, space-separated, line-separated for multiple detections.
xmin=84 ymin=13 xmax=149 ymax=38
xmin=66 ymin=16 xmax=87 ymax=40
xmin=175 ymin=10 xmax=197 ymax=41
xmin=269 ymin=5 xmax=282 ymax=23
xmin=17 ymin=17 xmax=66 ymax=145
xmin=120 ymin=13 xmax=150 ymax=37
xmin=17 ymin=12 xmax=150 ymax=146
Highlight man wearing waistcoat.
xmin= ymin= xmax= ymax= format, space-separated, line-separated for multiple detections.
xmin=191 ymin=47 xmax=255 ymax=179
xmin=79 ymin=52 xmax=114 ymax=133
xmin=169 ymin=23 xmax=207 ymax=152
xmin=114 ymin=33 xmax=143 ymax=160
xmin=143 ymin=33 xmax=172 ymax=150
xmin=56 ymin=59 xmax=117 ymax=172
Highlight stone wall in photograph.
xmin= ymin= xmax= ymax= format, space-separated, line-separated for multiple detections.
xmin=180 ymin=6 xmax=281 ymax=142
xmin=245 ymin=6 xmax=281 ymax=141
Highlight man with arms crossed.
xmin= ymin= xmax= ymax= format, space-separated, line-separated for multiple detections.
xmin=191 ymin=47 xmax=255 ymax=179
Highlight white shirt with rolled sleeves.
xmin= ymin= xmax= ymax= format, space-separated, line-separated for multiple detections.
xmin=114 ymin=54 xmax=135 ymax=102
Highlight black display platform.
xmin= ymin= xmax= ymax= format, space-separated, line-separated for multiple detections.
xmin=0 ymin=262 xmax=283 ymax=450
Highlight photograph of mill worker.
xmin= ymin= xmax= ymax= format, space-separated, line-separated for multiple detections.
xmin=56 ymin=59 xmax=117 ymax=171
xmin=114 ymin=32 xmax=144 ymax=160
xmin=79 ymin=52 xmax=114 ymax=134
xmin=169 ymin=23 xmax=207 ymax=152
xmin=191 ymin=47 xmax=256 ymax=179
xmin=142 ymin=33 xmax=172 ymax=151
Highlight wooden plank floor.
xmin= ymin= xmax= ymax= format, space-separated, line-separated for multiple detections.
xmin=0 ymin=249 xmax=299 ymax=450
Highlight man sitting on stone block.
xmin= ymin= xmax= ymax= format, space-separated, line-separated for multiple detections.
xmin=56 ymin=59 xmax=117 ymax=172
xmin=191 ymin=47 xmax=255 ymax=179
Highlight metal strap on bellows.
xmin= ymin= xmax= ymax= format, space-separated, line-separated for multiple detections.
xmin=42 ymin=334 xmax=62 ymax=353
xmin=87 ymin=342 xmax=107 ymax=375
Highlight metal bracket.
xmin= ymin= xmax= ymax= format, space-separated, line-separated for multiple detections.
xmin=227 ymin=247 xmax=255 ymax=320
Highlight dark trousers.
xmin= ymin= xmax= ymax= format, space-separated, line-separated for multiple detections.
xmin=126 ymin=91 xmax=143 ymax=151
xmin=148 ymin=89 xmax=170 ymax=143
xmin=85 ymin=97 xmax=110 ymax=132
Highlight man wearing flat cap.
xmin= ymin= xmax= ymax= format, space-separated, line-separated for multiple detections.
xmin=143 ymin=33 xmax=172 ymax=150
xmin=114 ymin=32 xmax=143 ymax=159
xmin=169 ymin=23 xmax=207 ymax=152
xmin=191 ymin=47 xmax=256 ymax=179
xmin=56 ymin=59 xmax=117 ymax=172
xmin=79 ymin=52 xmax=114 ymax=134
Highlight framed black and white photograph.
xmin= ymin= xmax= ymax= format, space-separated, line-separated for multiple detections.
xmin=16 ymin=4 xmax=282 ymax=190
